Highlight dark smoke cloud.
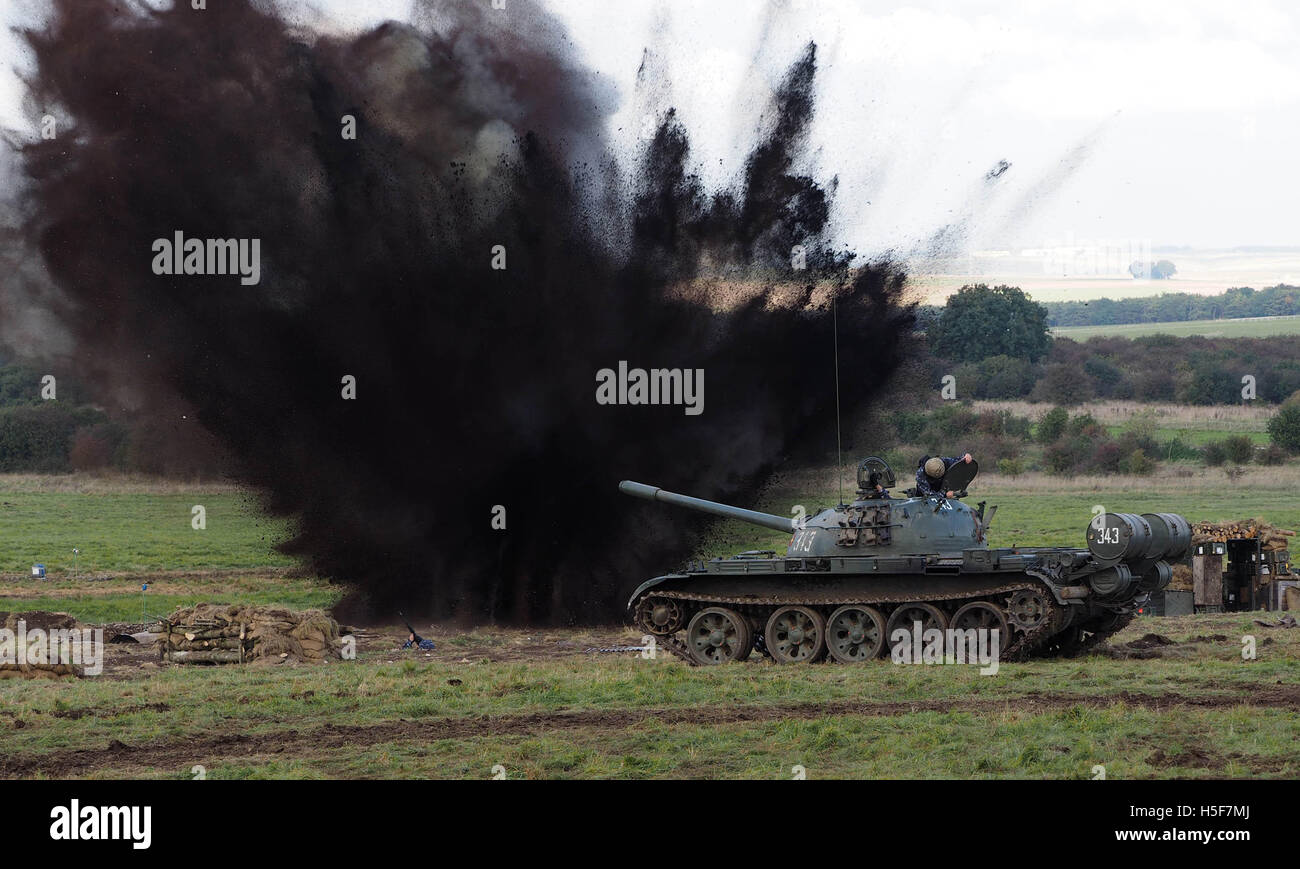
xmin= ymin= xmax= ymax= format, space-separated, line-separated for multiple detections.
xmin=16 ymin=0 xmax=913 ymax=622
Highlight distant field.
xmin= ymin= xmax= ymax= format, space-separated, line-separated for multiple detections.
xmin=1052 ymin=315 xmax=1300 ymax=340
xmin=913 ymin=250 xmax=1300 ymax=305
xmin=0 ymin=489 xmax=294 ymax=577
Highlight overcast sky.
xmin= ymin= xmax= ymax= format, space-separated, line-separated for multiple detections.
xmin=3 ymin=0 xmax=1297 ymax=254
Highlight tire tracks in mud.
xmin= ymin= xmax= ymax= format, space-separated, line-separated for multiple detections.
xmin=5 ymin=686 xmax=1299 ymax=778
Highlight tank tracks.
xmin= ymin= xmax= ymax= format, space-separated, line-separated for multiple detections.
xmin=637 ymin=573 xmax=1092 ymax=666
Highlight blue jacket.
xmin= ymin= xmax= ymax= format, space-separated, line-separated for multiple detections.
xmin=916 ymin=456 xmax=961 ymax=497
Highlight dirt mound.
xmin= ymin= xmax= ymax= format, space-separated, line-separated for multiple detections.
xmin=1127 ymin=633 xmax=1176 ymax=649
xmin=158 ymin=604 xmax=341 ymax=665
xmin=0 ymin=611 xmax=78 ymax=632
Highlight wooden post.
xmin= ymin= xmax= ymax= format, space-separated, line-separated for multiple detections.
xmin=1192 ymin=553 xmax=1223 ymax=608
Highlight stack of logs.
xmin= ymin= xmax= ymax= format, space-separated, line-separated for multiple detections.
xmin=1192 ymin=519 xmax=1295 ymax=552
xmin=159 ymin=604 xmax=341 ymax=665
xmin=0 ymin=611 xmax=82 ymax=679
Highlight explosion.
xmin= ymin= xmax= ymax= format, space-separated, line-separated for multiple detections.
xmin=15 ymin=0 xmax=913 ymax=621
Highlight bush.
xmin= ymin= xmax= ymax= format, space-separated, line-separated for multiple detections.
xmin=973 ymin=409 xmax=1033 ymax=439
xmin=1221 ymin=435 xmax=1255 ymax=465
xmin=1267 ymin=402 xmax=1300 ymax=452
xmin=967 ymin=434 xmax=1021 ymax=465
xmin=0 ymin=404 xmax=107 ymax=472
xmin=1177 ymin=361 xmax=1239 ymax=405
xmin=996 ymin=457 xmax=1025 ymax=478
xmin=1065 ymin=412 xmax=1102 ymax=439
xmin=1090 ymin=441 xmax=1124 ymax=473
xmin=1131 ymin=368 xmax=1176 ymax=402
xmin=1114 ymin=429 xmax=1158 ymax=457
xmin=979 ymin=355 xmax=1038 ymax=399
xmin=1031 ymin=362 xmax=1094 ymax=405
xmin=1203 ymin=441 xmax=1227 ymax=466
xmin=1036 ymin=407 xmax=1068 ymax=444
xmin=1083 ymin=356 xmax=1125 ymax=397
xmin=1162 ymin=436 xmax=1200 ymax=462
xmin=1119 ymin=448 xmax=1155 ymax=476
xmin=890 ymin=411 xmax=929 ymax=444
xmin=1259 ymin=444 xmax=1288 ymax=465
xmin=1043 ymin=436 xmax=1092 ymax=475
xmin=1123 ymin=411 xmax=1158 ymax=444
xmin=1002 ymin=414 xmax=1033 ymax=441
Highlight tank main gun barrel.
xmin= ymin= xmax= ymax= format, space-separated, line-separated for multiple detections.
xmin=619 ymin=481 xmax=796 ymax=534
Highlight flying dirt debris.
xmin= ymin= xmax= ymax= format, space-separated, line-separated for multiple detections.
xmin=16 ymin=0 xmax=914 ymax=623
xmin=622 ymin=457 xmax=1192 ymax=664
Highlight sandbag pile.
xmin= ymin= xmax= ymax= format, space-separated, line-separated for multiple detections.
xmin=1192 ymin=519 xmax=1295 ymax=551
xmin=158 ymin=604 xmax=341 ymax=665
xmin=0 ymin=611 xmax=83 ymax=679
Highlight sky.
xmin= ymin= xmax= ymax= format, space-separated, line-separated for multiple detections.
xmin=2 ymin=0 xmax=1297 ymax=256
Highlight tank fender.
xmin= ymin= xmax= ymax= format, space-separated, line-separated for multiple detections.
xmin=626 ymin=574 xmax=691 ymax=613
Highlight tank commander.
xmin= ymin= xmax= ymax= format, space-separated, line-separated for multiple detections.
xmin=916 ymin=453 xmax=973 ymax=498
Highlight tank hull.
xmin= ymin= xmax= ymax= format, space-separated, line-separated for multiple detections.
xmin=619 ymin=472 xmax=1188 ymax=665
xmin=629 ymin=549 xmax=1140 ymax=665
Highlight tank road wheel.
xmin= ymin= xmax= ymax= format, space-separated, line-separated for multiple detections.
xmin=686 ymin=607 xmax=753 ymax=665
xmin=764 ymin=606 xmax=827 ymax=664
xmin=1006 ymin=589 xmax=1050 ymax=633
xmin=885 ymin=602 xmax=949 ymax=640
xmin=826 ymin=605 xmax=887 ymax=663
xmin=634 ymin=596 xmax=685 ymax=636
xmin=950 ymin=601 xmax=1009 ymax=639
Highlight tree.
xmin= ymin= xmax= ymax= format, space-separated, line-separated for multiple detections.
xmin=1267 ymin=401 xmax=1300 ymax=453
xmin=1036 ymin=406 xmax=1069 ymax=444
xmin=1128 ymin=260 xmax=1176 ymax=279
xmin=1031 ymin=362 xmax=1095 ymax=405
xmin=929 ymin=284 xmax=1051 ymax=363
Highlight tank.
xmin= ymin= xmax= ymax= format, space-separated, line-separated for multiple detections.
xmin=622 ymin=457 xmax=1190 ymax=665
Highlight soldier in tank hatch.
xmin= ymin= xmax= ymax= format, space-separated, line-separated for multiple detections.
xmin=916 ymin=453 xmax=973 ymax=498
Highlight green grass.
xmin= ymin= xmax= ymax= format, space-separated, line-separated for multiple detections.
xmin=2 ymin=614 xmax=1296 ymax=778
xmin=0 ymin=588 xmax=340 ymax=624
xmin=0 ymin=492 xmax=294 ymax=575
xmin=0 ymin=470 xmax=1296 ymax=778
xmin=1052 ymin=314 xmax=1300 ymax=340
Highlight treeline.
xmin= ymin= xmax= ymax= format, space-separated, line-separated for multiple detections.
xmin=874 ymin=404 xmax=1285 ymax=478
xmin=1046 ymin=284 xmax=1300 ymax=327
xmin=933 ymin=334 xmax=1300 ymax=405
xmin=0 ymin=362 xmax=223 ymax=475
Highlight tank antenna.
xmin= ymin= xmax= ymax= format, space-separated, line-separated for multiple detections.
xmin=833 ymin=294 xmax=845 ymax=507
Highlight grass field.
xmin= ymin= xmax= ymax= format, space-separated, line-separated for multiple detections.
xmin=0 ymin=474 xmax=329 ymax=622
xmin=1052 ymin=314 xmax=1300 ymax=340
xmin=1 ymin=468 xmax=1298 ymax=779
xmin=0 ymin=615 xmax=1295 ymax=778
xmin=0 ymin=486 xmax=294 ymax=576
